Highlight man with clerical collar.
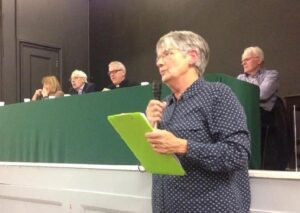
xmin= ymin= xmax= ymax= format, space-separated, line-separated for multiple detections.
xmin=105 ymin=61 xmax=137 ymax=90
xmin=69 ymin=69 xmax=96 ymax=95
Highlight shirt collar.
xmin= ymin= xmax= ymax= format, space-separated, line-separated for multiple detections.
xmin=245 ymin=68 xmax=264 ymax=78
xmin=78 ymin=84 xmax=85 ymax=94
xmin=165 ymin=78 xmax=204 ymax=105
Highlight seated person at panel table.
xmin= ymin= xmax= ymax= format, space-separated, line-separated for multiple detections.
xmin=237 ymin=46 xmax=289 ymax=170
xmin=69 ymin=69 xmax=96 ymax=95
xmin=102 ymin=61 xmax=138 ymax=91
xmin=32 ymin=75 xmax=64 ymax=101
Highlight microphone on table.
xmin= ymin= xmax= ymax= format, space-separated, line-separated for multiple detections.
xmin=152 ymin=81 xmax=162 ymax=128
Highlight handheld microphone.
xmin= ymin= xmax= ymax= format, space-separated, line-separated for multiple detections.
xmin=152 ymin=81 xmax=162 ymax=100
xmin=152 ymin=81 xmax=162 ymax=128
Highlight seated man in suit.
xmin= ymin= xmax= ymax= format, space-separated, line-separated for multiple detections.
xmin=103 ymin=61 xmax=137 ymax=90
xmin=237 ymin=46 xmax=289 ymax=170
xmin=69 ymin=69 xmax=96 ymax=95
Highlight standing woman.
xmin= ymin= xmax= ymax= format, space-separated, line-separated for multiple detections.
xmin=32 ymin=75 xmax=64 ymax=100
xmin=145 ymin=31 xmax=250 ymax=213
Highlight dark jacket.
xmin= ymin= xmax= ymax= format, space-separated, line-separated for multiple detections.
xmin=107 ymin=79 xmax=138 ymax=90
xmin=69 ymin=82 xmax=96 ymax=95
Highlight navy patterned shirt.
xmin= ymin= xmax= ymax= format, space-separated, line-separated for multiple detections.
xmin=152 ymin=79 xmax=251 ymax=213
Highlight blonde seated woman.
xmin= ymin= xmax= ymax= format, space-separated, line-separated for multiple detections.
xmin=32 ymin=75 xmax=64 ymax=101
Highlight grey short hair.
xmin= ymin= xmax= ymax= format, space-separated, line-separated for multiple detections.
xmin=156 ymin=31 xmax=210 ymax=76
xmin=108 ymin=61 xmax=127 ymax=73
xmin=71 ymin=69 xmax=88 ymax=83
xmin=242 ymin=46 xmax=264 ymax=62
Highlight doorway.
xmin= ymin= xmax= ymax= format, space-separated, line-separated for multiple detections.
xmin=19 ymin=42 xmax=61 ymax=100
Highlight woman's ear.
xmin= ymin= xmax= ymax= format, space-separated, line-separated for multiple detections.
xmin=187 ymin=49 xmax=199 ymax=66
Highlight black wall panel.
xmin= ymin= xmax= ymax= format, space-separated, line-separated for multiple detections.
xmin=1 ymin=0 xmax=89 ymax=103
xmin=1 ymin=0 xmax=300 ymax=103
xmin=89 ymin=0 xmax=300 ymax=96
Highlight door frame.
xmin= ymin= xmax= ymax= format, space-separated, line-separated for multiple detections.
xmin=18 ymin=40 xmax=62 ymax=101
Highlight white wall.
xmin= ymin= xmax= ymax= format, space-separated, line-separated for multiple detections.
xmin=1 ymin=164 xmax=300 ymax=213
xmin=0 ymin=163 xmax=152 ymax=213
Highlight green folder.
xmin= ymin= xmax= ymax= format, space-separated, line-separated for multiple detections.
xmin=107 ymin=112 xmax=185 ymax=176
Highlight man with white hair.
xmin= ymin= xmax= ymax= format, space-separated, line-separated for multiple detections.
xmin=104 ymin=61 xmax=137 ymax=90
xmin=69 ymin=69 xmax=96 ymax=95
xmin=237 ymin=47 xmax=289 ymax=170
xmin=237 ymin=46 xmax=279 ymax=112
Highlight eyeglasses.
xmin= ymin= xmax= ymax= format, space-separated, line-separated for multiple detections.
xmin=241 ymin=56 xmax=259 ymax=64
xmin=156 ymin=48 xmax=181 ymax=63
xmin=69 ymin=76 xmax=82 ymax=82
xmin=108 ymin=69 xmax=123 ymax=76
